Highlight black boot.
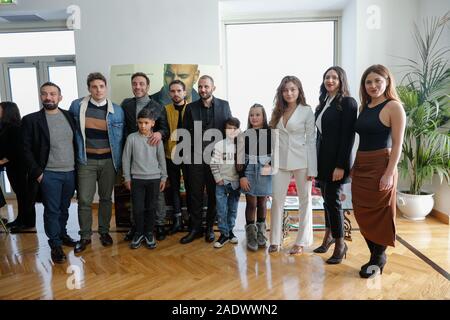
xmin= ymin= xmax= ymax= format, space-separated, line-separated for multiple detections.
xmin=169 ymin=215 xmax=182 ymax=235
xmin=180 ymin=229 xmax=203 ymax=244
xmin=361 ymin=238 xmax=375 ymax=270
xmin=359 ymin=242 xmax=387 ymax=278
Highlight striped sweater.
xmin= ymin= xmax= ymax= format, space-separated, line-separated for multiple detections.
xmin=85 ymin=100 xmax=111 ymax=159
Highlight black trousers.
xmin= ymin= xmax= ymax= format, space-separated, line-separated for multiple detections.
xmin=319 ymin=180 xmax=344 ymax=239
xmin=131 ymin=178 xmax=160 ymax=235
xmin=0 ymin=183 xmax=5 ymax=208
xmin=6 ymin=166 xmax=36 ymax=226
xmin=186 ymin=163 xmax=216 ymax=230
xmin=166 ymin=158 xmax=189 ymax=216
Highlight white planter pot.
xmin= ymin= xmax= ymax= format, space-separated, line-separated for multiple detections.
xmin=396 ymin=191 xmax=434 ymax=221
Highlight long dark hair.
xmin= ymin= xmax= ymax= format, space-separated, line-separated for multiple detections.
xmin=269 ymin=76 xmax=307 ymax=128
xmin=317 ymin=66 xmax=350 ymax=113
xmin=0 ymin=101 xmax=21 ymax=127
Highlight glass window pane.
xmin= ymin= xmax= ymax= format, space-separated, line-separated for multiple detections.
xmin=9 ymin=67 xmax=40 ymax=116
xmin=0 ymin=31 xmax=75 ymax=58
xmin=49 ymin=66 xmax=79 ymax=110
xmin=226 ymin=21 xmax=335 ymax=126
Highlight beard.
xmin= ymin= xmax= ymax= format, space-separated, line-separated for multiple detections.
xmin=43 ymin=103 xmax=58 ymax=110
xmin=172 ymin=96 xmax=185 ymax=105
xmin=200 ymin=93 xmax=212 ymax=101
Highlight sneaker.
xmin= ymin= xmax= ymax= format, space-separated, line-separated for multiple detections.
xmin=130 ymin=234 xmax=144 ymax=249
xmin=214 ymin=234 xmax=229 ymax=248
xmin=144 ymin=232 xmax=157 ymax=249
xmin=229 ymin=231 xmax=238 ymax=244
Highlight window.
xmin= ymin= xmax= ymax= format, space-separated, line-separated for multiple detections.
xmin=0 ymin=30 xmax=78 ymax=197
xmin=225 ymin=20 xmax=336 ymax=126
xmin=0 ymin=30 xmax=75 ymax=58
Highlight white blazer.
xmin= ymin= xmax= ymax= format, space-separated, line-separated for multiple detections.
xmin=272 ymin=104 xmax=317 ymax=176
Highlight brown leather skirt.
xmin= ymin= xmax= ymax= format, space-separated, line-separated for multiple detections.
xmin=351 ymin=148 xmax=397 ymax=247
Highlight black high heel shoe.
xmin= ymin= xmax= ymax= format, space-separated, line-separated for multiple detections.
xmin=359 ymin=244 xmax=387 ymax=278
xmin=326 ymin=243 xmax=348 ymax=264
xmin=360 ymin=255 xmax=374 ymax=271
xmin=313 ymin=238 xmax=335 ymax=253
xmin=359 ymin=263 xmax=385 ymax=278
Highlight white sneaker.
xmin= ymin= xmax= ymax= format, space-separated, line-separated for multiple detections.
xmin=229 ymin=231 xmax=238 ymax=244
xmin=214 ymin=234 xmax=229 ymax=248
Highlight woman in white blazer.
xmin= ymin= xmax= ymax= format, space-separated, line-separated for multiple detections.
xmin=268 ymin=76 xmax=317 ymax=254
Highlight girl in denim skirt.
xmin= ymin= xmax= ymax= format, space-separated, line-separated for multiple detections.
xmin=237 ymin=104 xmax=272 ymax=251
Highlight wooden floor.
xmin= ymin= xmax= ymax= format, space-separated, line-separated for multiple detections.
xmin=0 ymin=200 xmax=449 ymax=300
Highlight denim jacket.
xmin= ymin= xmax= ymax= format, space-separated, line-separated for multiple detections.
xmin=68 ymin=96 xmax=125 ymax=171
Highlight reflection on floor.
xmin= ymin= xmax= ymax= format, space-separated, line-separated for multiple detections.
xmin=0 ymin=201 xmax=449 ymax=300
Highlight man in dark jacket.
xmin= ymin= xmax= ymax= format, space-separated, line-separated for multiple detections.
xmin=180 ymin=75 xmax=232 ymax=244
xmin=22 ymin=82 xmax=78 ymax=264
xmin=121 ymin=72 xmax=169 ymax=241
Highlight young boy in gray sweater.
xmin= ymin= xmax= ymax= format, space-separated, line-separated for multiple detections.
xmin=122 ymin=108 xmax=168 ymax=249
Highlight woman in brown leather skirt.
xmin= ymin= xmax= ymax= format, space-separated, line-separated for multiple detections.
xmin=352 ymin=65 xmax=405 ymax=278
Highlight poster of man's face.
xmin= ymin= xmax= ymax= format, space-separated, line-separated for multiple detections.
xmin=164 ymin=64 xmax=200 ymax=100
xmin=110 ymin=63 xmax=223 ymax=107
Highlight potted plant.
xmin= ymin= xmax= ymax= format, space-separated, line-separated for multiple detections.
xmin=396 ymin=12 xmax=450 ymax=220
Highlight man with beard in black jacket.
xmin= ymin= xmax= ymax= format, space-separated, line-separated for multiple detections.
xmin=22 ymin=82 xmax=78 ymax=264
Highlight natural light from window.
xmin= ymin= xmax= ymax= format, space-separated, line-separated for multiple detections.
xmin=226 ymin=21 xmax=335 ymax=127
xmin=0 ymin=30 xmax=75 ymax=57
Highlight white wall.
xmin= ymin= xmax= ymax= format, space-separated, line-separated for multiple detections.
xmin=0 ymin=0 xmax=221 ymax=97
xmin=344 ymin=0 xmax=419 ymax=95
xmin=341 ymin=0 xmax=357 ymax=97
xmin=418 ymin=0 xmax=450 ymax=61
xmin=73 ymin=0 xmax=220 ymax=97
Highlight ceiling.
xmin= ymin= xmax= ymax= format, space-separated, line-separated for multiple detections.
xmin=0 ymin=0 xmax=351 ymax=24
xmin=219 ymin=0 xmax=350 ymax=16
xmin=0 ymin=8 xmax=68 ymax=24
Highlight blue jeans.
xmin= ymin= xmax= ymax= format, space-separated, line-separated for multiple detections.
xmin=40 ymin=170 xmax=75 ymax=248
xmin=215 ymin=183 xmax=240 ymax=237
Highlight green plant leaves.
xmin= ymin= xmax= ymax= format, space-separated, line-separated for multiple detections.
xmin=397 ymin=12 xmax=450 ymax=195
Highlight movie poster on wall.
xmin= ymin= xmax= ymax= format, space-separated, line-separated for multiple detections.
xmin=110 ymin=63 xmax=224 ymax=227
xmin=110 ymin=63 xmax=224 ymax=107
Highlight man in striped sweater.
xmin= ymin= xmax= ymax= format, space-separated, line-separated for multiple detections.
xmin=69 ymin=72 xmax=125 ymax=254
